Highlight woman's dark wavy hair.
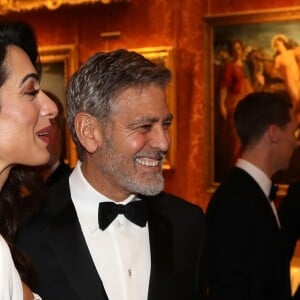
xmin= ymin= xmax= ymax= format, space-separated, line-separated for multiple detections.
xmin=0 ymin=22 xmax=40 ymax=84
xmin=0 ymin=22 xmax=40 ymax=287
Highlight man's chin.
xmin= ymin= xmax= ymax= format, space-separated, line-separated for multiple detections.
xmin=129 ymin=180 xmax=164 ymax=196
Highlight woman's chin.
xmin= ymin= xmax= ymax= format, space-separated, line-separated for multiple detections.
xmin=25 ymin=152 xmax=50 ymax=167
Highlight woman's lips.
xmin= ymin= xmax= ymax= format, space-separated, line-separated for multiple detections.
xmin=36 ymin=125 xmax=52 ymax=144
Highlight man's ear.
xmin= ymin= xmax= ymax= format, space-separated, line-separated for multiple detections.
xmin=74 ymin=112 xmax=103 ymax=153
xmin=267 ymin=124 xmax=280 ymax=144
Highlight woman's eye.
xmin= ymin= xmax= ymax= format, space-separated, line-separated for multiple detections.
xmin=26 ymin=89 xmax=39 ymax=97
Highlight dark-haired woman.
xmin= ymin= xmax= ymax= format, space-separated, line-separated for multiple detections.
xmin=0 ymin=22 xmax=57 ymax=299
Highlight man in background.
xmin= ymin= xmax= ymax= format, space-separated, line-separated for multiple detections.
xmin=206 ymin=91 xmax=298 ymax=300
xmin=38 ymin=90 xmax=71 ymax=185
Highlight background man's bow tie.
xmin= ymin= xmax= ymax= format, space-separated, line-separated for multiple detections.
xmin=98 ymin=200 xmax=148 ymax=230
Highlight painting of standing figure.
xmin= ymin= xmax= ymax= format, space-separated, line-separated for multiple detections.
xmin=205 ymin=9 xmax=300 ymax=189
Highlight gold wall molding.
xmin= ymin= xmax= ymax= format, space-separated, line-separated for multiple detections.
xmin=0 ymin=0 xmax=129 ymax=15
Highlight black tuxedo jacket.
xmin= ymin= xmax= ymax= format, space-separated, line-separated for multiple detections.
xmin=206 ymin=167 xmax=290 ymax=300
xmin=45 ymin=161 xmax=72 ymax=186
xmin=16 ymin=173 xmax=207 ymax=300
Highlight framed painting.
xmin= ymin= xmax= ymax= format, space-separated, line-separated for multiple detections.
xmin=39 ymin=44 xmax=79 ymax=167
xmin=204 ymin=8 xmax=300 ymax=194
xmin=0 ymin=0 xmax=129 ymax=15
xmin=131 ymin=46 xmax=177 ymax=170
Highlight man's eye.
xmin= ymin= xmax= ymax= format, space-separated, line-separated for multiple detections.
xmin=163 ymin=121 xmax=172 ymax=130
xmin=140 ymin=124 xmax=152 ymax=130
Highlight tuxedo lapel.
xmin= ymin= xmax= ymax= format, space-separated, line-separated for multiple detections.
xmin=44 ymin=184 xmax=108 ymax=300
xmin=147 ymin=199 xmax=173 ymax=300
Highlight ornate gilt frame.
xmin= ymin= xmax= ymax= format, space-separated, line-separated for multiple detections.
xmin=39 ymin=44 xmax=78 ymax=167
xmin=0 ymin=0 xmax=128 ymax=15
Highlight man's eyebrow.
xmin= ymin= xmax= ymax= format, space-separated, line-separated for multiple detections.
xmin=19 ymin=73 xmax=39 ymax=88
xmin=129 ymin=116 xmax=159 ymax=127
xmin=127 ymin=114 xmax=170 ymax=127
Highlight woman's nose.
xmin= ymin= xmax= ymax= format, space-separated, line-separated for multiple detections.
xmin=39 ymin=90 xmax=58 ymax=119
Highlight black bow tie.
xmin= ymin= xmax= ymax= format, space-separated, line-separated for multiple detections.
xmin=269 ymin=184 xmax=278 ymax=201
xmin=98 ymin=200 xmax=148 ymax=230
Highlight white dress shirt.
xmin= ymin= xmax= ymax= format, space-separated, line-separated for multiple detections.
xmin=236 ymin=158 xmax=281 ymax=228
xmin=69 ymin=162 xmax=151 ymax=300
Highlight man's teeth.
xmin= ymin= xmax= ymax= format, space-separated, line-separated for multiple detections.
xmin=136 ymin=158 xmax=160 ymax=167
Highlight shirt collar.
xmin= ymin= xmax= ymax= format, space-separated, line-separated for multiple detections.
xmin=69 ymin=161 xmax=136 ymax=232
xmin=236 ymin=158 xmax=272 ymax=198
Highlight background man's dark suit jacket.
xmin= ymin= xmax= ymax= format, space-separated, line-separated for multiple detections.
xmin=16 ymin=173 xmax=207 ymax=300
xmin=206 ymin=167 xmax=290 ymax=300
xmin=279 ymin=181 xmax=300 ymax=299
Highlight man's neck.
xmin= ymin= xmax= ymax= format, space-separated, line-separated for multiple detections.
xmin=240 ymin=150 xmax=273 ymax=178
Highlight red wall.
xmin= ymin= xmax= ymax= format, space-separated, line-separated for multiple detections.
xmin=2 ymin=0 xmax=298 ymax=210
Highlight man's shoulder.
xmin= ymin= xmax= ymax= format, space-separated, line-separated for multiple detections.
xmin=207 ymin=167 xmax=262 ymax=214
xmin=213 ymin=167 xmax=259 ymax=196
xmin=44 ymin=170 xmax=72 ymax=211
xmin=144 ymin=192 xmax=204 ymax=222
xmin=146 ymin=191 xmax=202 ymax=208
xmin=18 ymin=172 xmax=73 ymax=235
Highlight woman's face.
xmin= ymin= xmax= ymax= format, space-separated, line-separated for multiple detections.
xmin=0 ymin=45 xmax=58 ymax=167
xmin=273 ymin=39 xmax=285 ymax=53
xmin=232 ymin=41 xmax=243 ymax=59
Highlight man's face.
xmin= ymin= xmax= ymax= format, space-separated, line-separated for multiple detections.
xmin=46 ymin=118 xmax=62 ymax=167
xmin=94 ymin=83 xmax=172 ymax=199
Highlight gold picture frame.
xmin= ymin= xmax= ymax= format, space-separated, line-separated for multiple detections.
xmin=39 ymin=44 xmax=79 ymax=168
xmin=131 ymin=46 xmax=177 ymax=170
xmin=204 ymin=7 xmax=300 ymax=195
xmin=0 ymin=0 xmax=128 ymax=15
